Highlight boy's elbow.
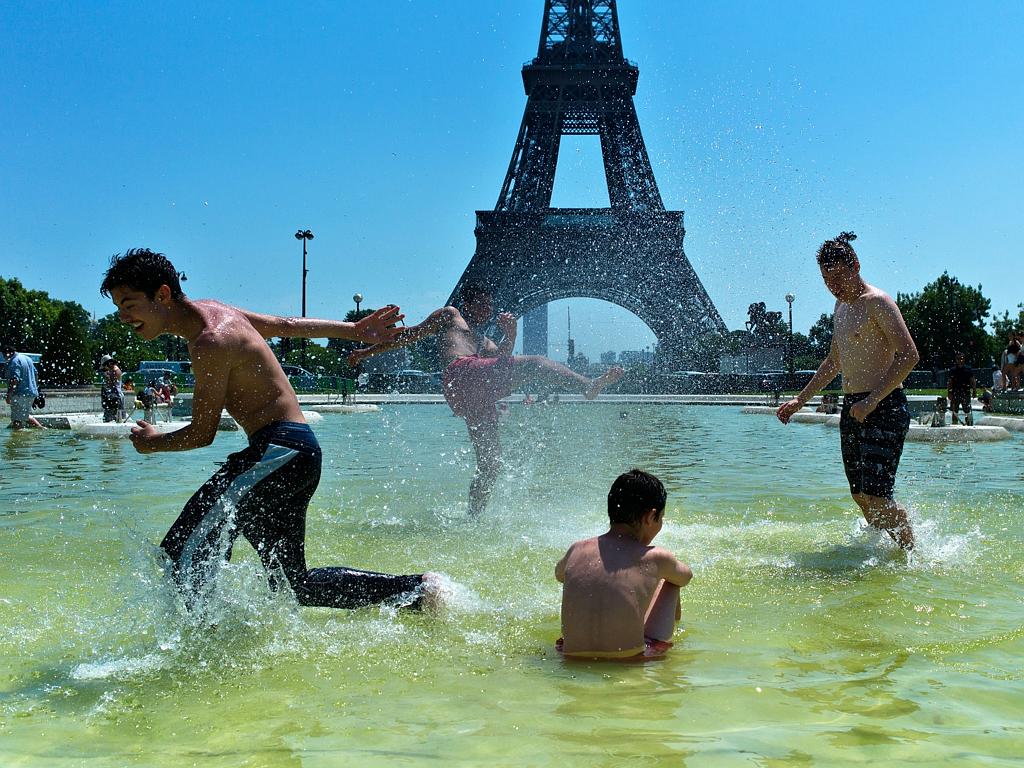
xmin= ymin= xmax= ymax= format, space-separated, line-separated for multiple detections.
xmin=191 ymin=425 xmax=218 ymax=447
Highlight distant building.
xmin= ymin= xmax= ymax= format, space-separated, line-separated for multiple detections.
xmin=600 ymin=350 xmax=617 ymax=365
xmin=620 ymin=349 xmax=654 ymax=366
xmin=720 ymin=347 xmax=784 ymax=374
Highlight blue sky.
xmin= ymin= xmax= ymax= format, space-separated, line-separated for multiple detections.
xmin=2 ymin=1 xmax=1021 ymax=361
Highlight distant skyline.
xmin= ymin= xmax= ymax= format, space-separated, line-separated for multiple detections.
xmin=2 ymin=1 xmax=1021 ymax=362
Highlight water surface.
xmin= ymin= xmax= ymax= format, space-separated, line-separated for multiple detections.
xmin=1 ymin=405 xmax=1020 ymax=766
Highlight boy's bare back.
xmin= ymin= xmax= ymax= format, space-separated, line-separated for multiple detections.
xmin=556 ymin=533 xmax=691 ymax=657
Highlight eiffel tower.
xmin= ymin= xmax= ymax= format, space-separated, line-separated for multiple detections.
xmin=448 ymin=0 xmax=727 ymax=369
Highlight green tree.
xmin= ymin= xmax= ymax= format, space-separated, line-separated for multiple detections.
xmin=89 ymin=312 xmax=167 ymax=372
xmin=325 ymin=308 xmax=375 ymax=376
xmin=790 ymin=331 xmax=818 ymax=370
xmin=40 ymin=305 xmax=93 ymax=386
xmin=897 ymin=273 xmax=991 ymax=369
xmin=808 ymin=313 xmax=833 ymax=358
xmin=0 ymin=276 xmax=63 ymax=352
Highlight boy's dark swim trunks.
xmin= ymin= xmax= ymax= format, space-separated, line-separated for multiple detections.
xmin=160 ymin=420 xmax=424 ymax=609
xmin=840 ymin=390 xmax=911 ymax=500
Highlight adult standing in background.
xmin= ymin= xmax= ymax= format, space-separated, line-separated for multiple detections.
xmin=776 ymin=233 xmax=919 ymax=551
xmin=99 ymin=354 xmax=127 ymax=423
xmin=3 ymin=344 xmax=44 ymax=429
xmin=946 ymin=352 xmax=976 ymax=426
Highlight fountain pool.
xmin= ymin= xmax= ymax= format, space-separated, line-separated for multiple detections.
xmin=1 ymin=403 xmax=1020 ymax=766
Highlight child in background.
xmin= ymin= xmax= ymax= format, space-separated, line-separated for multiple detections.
xmin=555 ymin=469 xmax=692 ymax=660
xmin=923 ymin=395 xmax=947 ymax=427
xmin=140 ymin=381 xmax=160 ymax=424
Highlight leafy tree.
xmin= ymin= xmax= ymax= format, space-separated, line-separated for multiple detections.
xmin=897 ymin=273 xmax=991 ymax=369
xmin=808 ymin=313 xmax=833 ymax=358
xmin=40 ymin=305 xmax=93 ymax=386
xmin=789 ymin=332 xmax=819 ymax=370
xmin=89 ymin=312 xmax=167 ymax=372
xmin=325 ymin=308 xmax=376 ymax=376
xmin=0 ymin=276 xmax=63 ymax=352
xmin=282 ymin=341 xmax=348 ymax=376
xmin=690 ymin=332 xmax=727 ymax=371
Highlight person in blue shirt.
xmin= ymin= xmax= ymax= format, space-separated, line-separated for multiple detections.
xmin=3 ymin=344 xmax=44 ymax=429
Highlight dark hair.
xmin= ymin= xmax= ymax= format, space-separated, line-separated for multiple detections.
xmin=100 ymin=248 xmax=184 ymax=301
xmin=607 ymin=469 xmax=667 ymax=525
xmin=1 ymin=343 xmax=14 ymax=356
xmin=460 ymin=279 xmax=493 ymax=302
xmin=816 ymin=231 xmax=858 ymax=268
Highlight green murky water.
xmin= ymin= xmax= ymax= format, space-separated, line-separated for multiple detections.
xmin=1 ymin=404 xmax=1021 ymax=766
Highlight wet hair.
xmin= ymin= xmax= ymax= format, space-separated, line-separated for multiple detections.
xmin=816 ymin=231 xmax=858 ymax=268
xmin=607 ymin=469 xmax=667 ymax=525
xmin=460 ymin=279 xmax=493 ymax=303
xmin=100 ymin=248 xmax=184 ymax=301
xmin=1 ymin=343 xmax=14 ymax=356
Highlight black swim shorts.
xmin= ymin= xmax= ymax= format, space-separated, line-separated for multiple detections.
xmin=839 ymin=389 xmax=911 ymax=500
xmin=160 ymin=420 xmax=424 ymax=609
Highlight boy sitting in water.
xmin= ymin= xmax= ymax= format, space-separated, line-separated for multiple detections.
xmin=555 ymin=469 xmax=693 ymax=659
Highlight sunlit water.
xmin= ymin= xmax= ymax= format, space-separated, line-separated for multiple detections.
xmin=1 ymin=405 xmax=1021 ymax=766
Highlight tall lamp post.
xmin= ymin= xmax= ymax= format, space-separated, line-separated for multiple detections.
xmin=785 ymin=293 xmax=795 ymax=388
xmin=353 ymin=293 xmax=363 ymax=315
xmin=173 ymin=271 xmax=188 ymax=360
xmin=295 ymin=229 xmax=314 ymax=367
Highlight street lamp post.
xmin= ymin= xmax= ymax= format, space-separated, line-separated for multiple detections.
xmin=294 ymin=230 xmax=314 ymax=317
xmin=353 ymin=293 xmax=363 ymax=315
xmin=294 ymin=229 xmax=314 ymax=367
xmin=174 ymin=271 xmax=188 ymax=359
xmin=785 ymin=293 xmax=795 ymax=388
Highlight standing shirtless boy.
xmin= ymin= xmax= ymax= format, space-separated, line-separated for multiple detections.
xmin=349 ymin=282 xmax=624 ymax=515
xmin=102 ymin=248 xmax=437 ymax=609
xmin=776 ymin=233 xmax=919 ymax=550
xmin=555 ymin=469 xmax=692 ymax=659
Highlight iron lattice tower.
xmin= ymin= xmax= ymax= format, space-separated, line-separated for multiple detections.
xmin=449 ymin=0 xmax=727 ymax=368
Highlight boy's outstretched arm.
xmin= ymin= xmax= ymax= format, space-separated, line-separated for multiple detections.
xmin=240 ymin=305 xmax=405 ymax=344
xmin=349 ymin=306 xmax=454 ymax=367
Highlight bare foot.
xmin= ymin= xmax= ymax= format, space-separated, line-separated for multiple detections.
xmin=415 ymin=572 xmax=450 ymax=614
xmin=585 ymin=366 xmax=624 ymax=400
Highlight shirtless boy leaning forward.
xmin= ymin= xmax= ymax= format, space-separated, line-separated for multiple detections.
xmin=555 ymin=469 xmax=693 ymax=660
xmin=776 ymin=233 xmax=920 ymax=550
xmin=102 ymin=248 xmax=437 ymax=609
xmin=350 ymin=281 xmax=623 ymax=515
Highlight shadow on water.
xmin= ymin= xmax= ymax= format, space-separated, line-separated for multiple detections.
xmin=785 ymin=540 xmax=907 ymax=575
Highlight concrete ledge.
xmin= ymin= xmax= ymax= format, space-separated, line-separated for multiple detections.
xmin=905 ymin=424 xmax=1011 ymax=442
xmin=789 ymin=412 xmax=838 ymax=424
xmin=35 ymin=412 xmax=241 ymax=432
xmin=308 ymin=404 xmax=381 ymax=414
xmin=978 ymin=415 xmax=1024 ymax=432
xmin=74 ymin=420 xmax=194 ymax=437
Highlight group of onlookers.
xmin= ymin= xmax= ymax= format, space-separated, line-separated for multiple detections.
xmin=997 ymin=331 xmax=1023 ymax=390
xmin=100 ymin=354 xmax=177 ymax=423
xmin=4 ymin=348 xmax=180 ymax=429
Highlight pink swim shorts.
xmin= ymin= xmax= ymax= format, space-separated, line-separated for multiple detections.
xmin=442 ymin=355 xmax=514 ymax=424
